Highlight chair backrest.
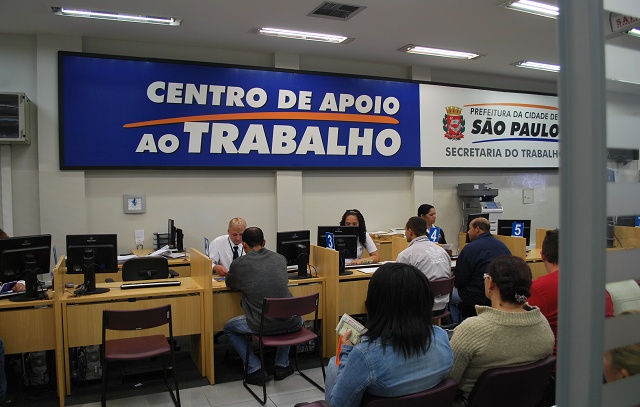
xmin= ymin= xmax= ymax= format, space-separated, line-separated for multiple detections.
xmin=466 ymin=355 xmax=556 ymax=407
xmin=360 ymin=377 xmax=458 ymax=407
xmin=262 ymin=293 xmax=319 ymax=320
xmin=103 ymin=304 xmax=172 ymax=332
xmin=429 ymin=277 xmax=455 ymax=298
xmin=122 ymin=256 xmax=169 ymax=281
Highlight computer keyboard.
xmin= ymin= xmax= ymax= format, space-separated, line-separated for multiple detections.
xmin=0 ymin=291 xmax=24 ymax=299
xmin=345 ymin=262 xmax=383 ymax=269
xmin=120 ymin=280 xmax=182 ymax=289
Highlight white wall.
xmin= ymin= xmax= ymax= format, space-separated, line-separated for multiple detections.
xmin=0 ymin=32 xmax=561 ymax=257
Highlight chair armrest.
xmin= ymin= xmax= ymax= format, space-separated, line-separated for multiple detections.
xmin=168 ymin=269 xmax=179 ymax=278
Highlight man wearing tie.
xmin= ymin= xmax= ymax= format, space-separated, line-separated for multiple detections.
xmin=211 ymin=217 xmax=247 ymax=277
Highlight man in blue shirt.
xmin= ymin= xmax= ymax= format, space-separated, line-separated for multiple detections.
xmin=451 ymin=217 xmax=511 ymax=322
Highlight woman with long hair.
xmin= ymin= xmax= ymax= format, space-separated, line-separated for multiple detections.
xmin=339 ymin=209 xmax=380 ymax=265
xmin=325 ymin=262 xmax=453 ymax=407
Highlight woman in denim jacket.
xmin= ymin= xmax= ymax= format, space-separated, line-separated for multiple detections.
xmin=325 ymin=262 xmax=453 ymax=407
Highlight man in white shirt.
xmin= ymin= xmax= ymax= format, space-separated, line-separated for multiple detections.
xmin=396 ymin=216 xmax=451 ymax=311
xmin=211 ymin=217 xmax=247 ymax=276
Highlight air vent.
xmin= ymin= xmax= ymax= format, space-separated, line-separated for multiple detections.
xmin=308 ymin=2 xmax=366 ymax=21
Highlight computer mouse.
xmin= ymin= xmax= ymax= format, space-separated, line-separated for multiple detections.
xmin=65 ymin=282 xmax=75 ymax=288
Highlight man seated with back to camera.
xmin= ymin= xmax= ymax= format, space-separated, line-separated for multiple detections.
xmin=527 ymin=228 xmax=614 ymax=356
xmin=223 ymin=227 xmax=302 ymax=385
xmin=451 ymin=217 xmax=511 ymax=323
xmin=210 ymin=217 xmax=247 ymax=277
xmin=396 ymin=216 xmax=452 ymax=314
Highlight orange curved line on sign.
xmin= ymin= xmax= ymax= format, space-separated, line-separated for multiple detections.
xmin=123 ymin=112 xmax=399 ymax=128
xmin=463 ymin=103 xmax=558 ymax=111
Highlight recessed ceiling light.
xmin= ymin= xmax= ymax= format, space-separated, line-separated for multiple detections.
xmin=400 ymin=45 xmax=480 ymax=60
xmin=500 ymin=0 xmax=559 ymax=19
xmin=513 ymin=60 xmax=560 ymax=72
xmin=628 ymin=28 xmax=640 ymax=38
xmin=257 ymin=27 xmax=350 ymax=43
xmin=52 ymin=7 xmax=181 ymax=26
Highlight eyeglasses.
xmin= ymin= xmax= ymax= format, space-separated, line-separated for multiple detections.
xmin=483 ymin=273 xmax=490 ymax=280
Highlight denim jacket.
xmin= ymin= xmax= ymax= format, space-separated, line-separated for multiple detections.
xmin=326 ymin=326 xmax=453 ymax=407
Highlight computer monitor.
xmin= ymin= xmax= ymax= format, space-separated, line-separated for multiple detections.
xmin=497 ymin=219 xmax=532 ymax=246
xmin=616 ymin=215 xmax=639 ymax=227
xmin=317 ymin=226 xmax=359 ymax=276
xmin=0 ymin=234 xmax=51 ymax=302
xmin=66 ymin=234 xmax=118 ymax=295
xmin=167 ymin=219 xmax=184 ymax=251
xmin=276 ymin=230 xmax=310 ymax=280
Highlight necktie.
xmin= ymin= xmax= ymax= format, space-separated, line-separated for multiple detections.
xmin=233 ymin=245 xmax=239 ymax=260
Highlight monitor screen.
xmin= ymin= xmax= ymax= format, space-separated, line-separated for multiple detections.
xmin=276 ymin=230 xmax=310 ymax=279
xmin=0 ymin=234 xmax=51 ymax=301
xmin=317 ymin=226 xmax=359 ymax=275
xmin=317 ymin=225 xmax=359 ymax=249
xmin=168 ymin=219 xmax=176 ymax=249
xmin=66 ymin=234 xmax=118 ymax=274
xmin=497 ymin=219 xmax=532 ymax=246
xmin=616 ymin=215 xmax=639 ymax=227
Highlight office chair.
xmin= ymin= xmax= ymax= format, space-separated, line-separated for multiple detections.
xmin=101 ymin=305 xmax=181 ymax=407
xmin=429 ymin=277 xmax=455 ymax=325
xmin=461 ymin=355 xmax=556 ymax=407
xmin=360 ymin=377 xmax=458 ymax=407
xmin=121 ymin=256 xmax=178 ymax=281
xmin=243 ymin=293 xmax=325 ymax=405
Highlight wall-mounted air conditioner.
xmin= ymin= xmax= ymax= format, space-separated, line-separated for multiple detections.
xmin=0 ymin=92 xmax=33 ymax=144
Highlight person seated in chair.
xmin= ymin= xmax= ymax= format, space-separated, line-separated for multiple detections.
xmin=223 ymin=227 xmax=302 ymax=385
xmin=603 ymin=311 xmax=640 ymax=383
xmin=448 ymin=255 xmax=554 ymax=402
xmin=450 ymin=217 xmax=511 ymax=322
xmin=210 ymin=217 xmax=247 ymax=277
xmin=396 ymin=216 xmax=451 ymax=313
xmin=325 ymin=262 xmax=453 ymax=407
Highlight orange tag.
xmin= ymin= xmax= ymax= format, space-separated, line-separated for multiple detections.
xmin=335 ymin=335 xmax=343 ymax=366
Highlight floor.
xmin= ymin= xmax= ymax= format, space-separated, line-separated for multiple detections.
xmin=66 ymin=367 xmax=326 ymax=407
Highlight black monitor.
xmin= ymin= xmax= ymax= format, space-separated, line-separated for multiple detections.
xmin=616 ymin=215 xmax=639 ymax=227
xmin=66 ymin=234 xmax=118 ymax=295
xmin=317 ymin=226 xmax=359 ymax=276
xmin=276 ymin=230 xmax=310 ymax=280
xmin=167 ymin=219 xmax=184 ymax=251
xmin=0 ymin=234 xmax=51 ymax=302
xmin=497 ymin=219 xmax=532 ymax=246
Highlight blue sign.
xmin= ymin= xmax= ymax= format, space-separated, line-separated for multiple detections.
xmin=428 ymin=227 xmax=441 ymax=242
xmin=59 ymin=53 xmax=421 ymax=169
xmin=511 ymin=222 xmax=525 ymax=238
xmin=635 ymin=216 xmax=640 ymax=227
xmin=326 ymin=232 xmax=335 ymax=250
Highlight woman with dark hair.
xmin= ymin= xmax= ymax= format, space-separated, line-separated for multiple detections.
xmin=339 ymin=209 xmax=380 ymax=265
xmin=325 ymin=262 xmax=453 ymax=407
xmin=417 ymin=203 xmax=447 ymax=245
xmin=449 ymin=255 xmax=554 ymax=400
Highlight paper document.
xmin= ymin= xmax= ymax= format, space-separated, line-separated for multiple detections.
xmin=336 ymin=313 xmax=367 ymax=344
xmin=117 ymin=254 xmax=138 ymax=263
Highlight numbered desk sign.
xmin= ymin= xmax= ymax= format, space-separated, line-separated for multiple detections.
xmin=204 ymin=237 xmax=210 ymax=257
xmin=326 ymin=232 xmax=336 ymax=250
xmin=511 ymin=222 xmax=525 ymax=238
xmin=636 ymin=216 xmax=640 ymax=227
xmin=428 ymin=227 xmax=441 ymax=242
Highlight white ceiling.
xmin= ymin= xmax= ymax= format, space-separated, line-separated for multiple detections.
xmin=1 ymin=0 xmax=639 ymax=88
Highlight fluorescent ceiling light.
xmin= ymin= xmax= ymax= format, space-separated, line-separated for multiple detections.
xmin=258 ymin=27 xmax=349 ymax=43
xmin=514 ymin=60 xmax=560 ymax=72
xmin=400 ymin=45 xmax=480 ymax=60
xmin=501 ymin=0 xmax=559 ymax=19
xmin=52 ymin=7 xmax=181 ymax=26
xmin=628 ymin=28 xmax=640 ymax=38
